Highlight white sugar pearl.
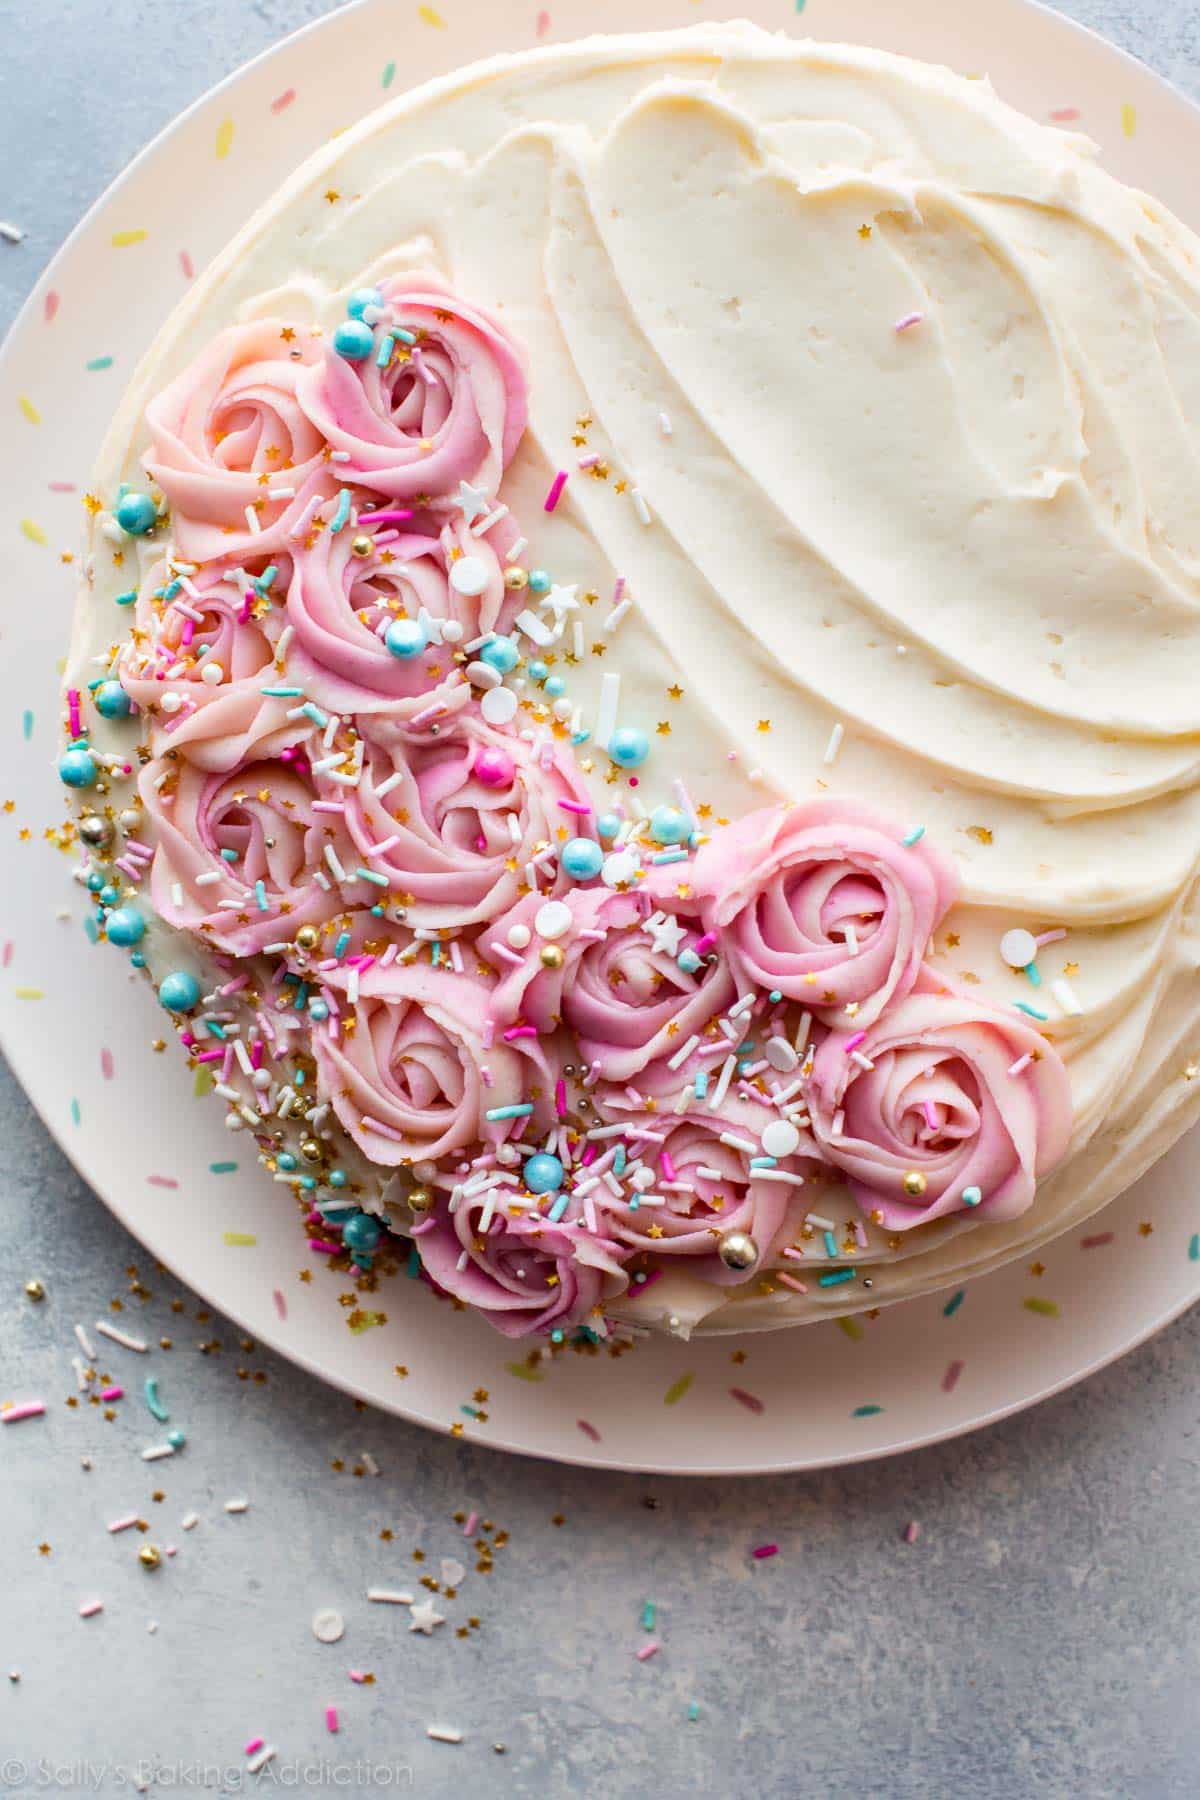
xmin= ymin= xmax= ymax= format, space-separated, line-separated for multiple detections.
xmin=764 ymin=1038 xmax=799 ymax=1073
xmin=601 ymin=850 xmax=638 ymax=889
xmin=252 ymin=1069 xmax=271 ymax=1090
xmin=449 ymin=556 xmax=488 ymax=597
xmin=552 ymin=697 xmax=573 ymax=721
xmin=534 ymin=901 xmax=572 ymax=941
xmin=159 ymin=691 xmax=184 ymax=715
xmin=440 ymin=620 xmax=463 ymax=644
xmin=200 ymin=662 xmax=223 ymax=686
xmin=311 ymin=1608 xmax=345 ymax=1644
xmin=224 ymin=1112 xmax=243 ymax=1131
xmin=1000 ymin=928 xmax=1038 ymax=969
xmin=507 ymin=923 xmax=532 ymax=949
xmin=480 ymin=686 xmax=518 ymax=725
xmin=761 ymin=1120 xmax=801 ymax=1159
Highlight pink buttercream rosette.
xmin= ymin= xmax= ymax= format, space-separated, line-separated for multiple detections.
xmin=139 ymin=709 xmax=352 ymax=956
xmin=296 ymin=272 xmax=527 ymax=504
xmin=486 ymin=871 xmax=733 ymax=1082
xmin=330 ymin=716 xmax=591 ymax=931
xmin=314 ymin=963 xmax=557 ymax=1168
xmin=807 ymin=977 xmax=1073 ymax=1229
xmin=692 ymin=797 xmax=958 ymax=1025
xmin=285 ymin=516 xmax=513 ymax=716
xmin=587 ymin=1098 xmax=817 ymax=1283
xmin=415 ymin=1191 xmax=630 ymax=1339
xmin=120 ymin=554 xmax=284 ymax=723
xmin=144 ymin=319 xmax=332 ymax=563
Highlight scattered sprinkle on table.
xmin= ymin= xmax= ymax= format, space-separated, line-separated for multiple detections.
xmin=224 ymin=1498 xmax=249 ymax=1514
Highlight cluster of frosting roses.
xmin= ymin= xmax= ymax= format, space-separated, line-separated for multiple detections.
xmin=118 ymin=271 xmax=1073 ymax=1340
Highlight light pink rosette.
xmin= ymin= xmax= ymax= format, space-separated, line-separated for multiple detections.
xmin=138 ymin=715 xmax=351 ymax=956
xmin=120 ymin=555 xmax=284 ymax=717
xmin=590 ymin=1099 xmax=817 ymax=1283
xmin=807 ymin=978 xmax=1073 ymax=1229
xmin=332 ymin=717 xmax=591 ymax=930
xmin=692 ymin=798 xmax=958 ymax=1025
xmin=295 ymin=272 xmax=527 ymax=503
xmin=314 ymin=964 xmax=556 ymax=1167
xmin=415 ymin=1191 xmax=630 ymax=1339
xmin=485 ymin=871 xmax=734 ymax=1081
xmin=284 ymin=516 xmax=513 ymax=715
xmin=144 ymin=319 xmax=332 ymax=562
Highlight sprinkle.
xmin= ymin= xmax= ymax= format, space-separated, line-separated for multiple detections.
xmin=0 ymin=221 xmax=25 ymax=243
xmin=18 ymin=394 xmax=40 ymax=425
xmin=1 ymin=1400 xmax=45 ymax=1424
xmin=894 ymin=311 xmax=924 ymax=333
xmin=86 ymin=355 xmax=114 ymax=372
xmin=631 ymin=487 xmax=652 ymax=526
xmin=903 ymin=1520 xmax=921 ymax=1544
xmin=818 ymin=1269 xmax=855 ymax=1287
xmin=663 ymin=1373 xmax=694 ymax=1406
xmin=141 ymin=1443 xmax=176 ymax=1462
xmin=544 ymin=470 xmax=568 ymax=512
xmin=1013 ymin=1001 xmax=1049 ymax=1022
xmin=486 ymin=1103 xmax=534 ymax=1121
xmin=636 ymin=1641 xmax=660 ymax=1662
xmin=271 ymin=87 xmax=297 ymax=112
xmin=19 ymin=518 xmax=47 ymax=546
xmin=94 ymin=1321 xmax=147 ymax=1353
xmin=108 ymin=1515 xmax=139 ymax=1534
xmin=325 ymin=1706 xmax=339 ymax=1734
xmin=224 ymin=1498 xmax=249 ymax=1514
xmin=1023 ymin=1297 xmax=1060 ymax=1317
xmin=1082 ymin=1232 xmax=1115 ymax=1251
xmin=110 ymin=228 xmax=147 ymax=248
xmin=329 ymin=489 xmax=352 ymax=533
xmin=729 ymin=1387 xmax=765 ymax=1415
xmin=594 ymin=671 xmax=621 ymax=750
xmin=1008 ymin=1052 xmax=1033 ymax=1077
xmin=823 ymin=722 xmax=844 ymax=765
xmin=852 ymin=1403 xmax=883 ymax=1417
xmin=1051 ymin=977 xmax=1082 ymax=1016
xmin=74 ymin=1323 xmax=96 ymax=1359
xmin=368 ymin=1588 xmax=415 ymax=1605
xmin=1121 ymin=101 xmax=1137 ymax=138
xmin=223 ymin=1232 xmax=257 ymax=1247
xmin=942 ymin=1359 xmax=965 ymax=1393
xmin=246 ymin=1746 xmax=275 ymax=1775
xmin=943 ymin=1289 xmax=965 ymax=1317
xmin=215 ymin=117 xmax=235 ymax=159
xmin=752 ymin=1544 xmax=779 ymax=1560
xmin=99 ymin=1384 xmax=123 ymax=1403
xmin=901 ymin=826 xmax=925 ymax=847
xmin=426 ymin=1728 xmax=463 ymax=1745
xmin=78 ymin=1600 xmax=104 ymax=1619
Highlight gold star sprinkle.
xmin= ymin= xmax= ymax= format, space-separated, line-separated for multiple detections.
xmin=667 ymin=684 xmax=684 ymax=700
xmin=656 ymin=721 xmax=671 ymax=736
xmin=757 ymin=719 xmax=771 ymax=733
xmin=323 ymin=189 xmax=340 ymax=204
xmin=1138 ymin=1221 xmax=1154 ymax=1237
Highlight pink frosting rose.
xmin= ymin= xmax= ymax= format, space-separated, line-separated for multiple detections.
xmin=588 ymin=1099 xmax=816 ymax=1282
xmin=331 ymin=716 xmax=591 ymax=930
xmin=119 ymin=554 xmax=283 ymax=719
xmin=807 ymin=977 xmax=1073 ymax=1229
xmin=415 ymin=1191 xmax=630 ymax=1339
xmin=284 ymin=515 xmax=513 ymax=716
xmin=144 ymin=319 xmax=332 ymax=563
xmin=138 ymin=711 xmax=352 ymax=955
xmin=692 ymin=798 xmax=958 ymax=1025
xmin=314 ymin=963 xmax=556 ymax=1167
xmin=296 ymin=272 xmax=527 ymax=504
xmin=485 ymin=872 xmax=734 ymax=1081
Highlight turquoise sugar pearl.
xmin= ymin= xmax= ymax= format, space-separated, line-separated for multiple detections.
xmin=309 ymin=999 xmax=330 ymax=1022
xmin=543 ymin=675 xmax=567 ymax=698
xmin=597 ymin=812 xmax=621 ymax=840
xmin=677 ymin=949 xmax=702 ymax=974
xmin=650 ymin=805 xmax=688 ymax=844
xmin=527 ymin=569 xmax=552 ymax=595
xmin=332 ymin=318 xmax=375 ymax=361
xmin=342 ymin=1212 xmax=383 ymax=1253
xmin=479 ymin=635 xmax=520 ymax=675
xmin=608 ymin=726 xmax=649 ymax=769
xmin=384 ymin=617 xmax=427 ymax=659
xmin=524 ymin=1152 xmax=564 ymax=1195
xmin=113 ymin=491 xmax=157 ymax=536
xmin=328 ymin=1169 xmax=347 ymax=1189
xmin=95 ymin=679 xmax=132 ymax=720
xmin=346 ymin=286 xmax=385 ymax=319
xmin=59 ymin=747 xmax=98 ymax=788
xmin=527 ymin=660 xmax=549 ymax=683
xmin=130 ymin=952 xmax=145 ymax=969
xmin=87 ymin=873 xmax=105 ymax=893
xmin=158 ymin=970 xmax=201 ymax=1012
xmin=561 ymin=837 xmax=603 ymax=881
xmin=166 ymin=1429 xmax=186 ymax=1450
xmin=98 ymin=884 xmax=119 ymax=908
xmin=277 ymin=1152 xmax=297 ymax=1172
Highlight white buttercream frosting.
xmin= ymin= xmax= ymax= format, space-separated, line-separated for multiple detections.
xmin=69 ymin=23 xmax=1200 ymax=1332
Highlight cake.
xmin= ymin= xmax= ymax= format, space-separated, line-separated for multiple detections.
xmin=61 ymin=22 xmax=1200 ymax=1341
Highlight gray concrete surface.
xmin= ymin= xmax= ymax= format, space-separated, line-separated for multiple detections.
xmin=3 ymin=2 xmax=1200 ymax=1795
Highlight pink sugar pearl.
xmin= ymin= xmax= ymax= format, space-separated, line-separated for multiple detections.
xmin=474 ymin=748 xmax=515 ymax=788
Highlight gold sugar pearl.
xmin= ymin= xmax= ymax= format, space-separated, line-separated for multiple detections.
xmin=407 ymin=1187 xmax=434 ymax=1213
xmin=902 ymin=1170 xmax=928 ymax=1198
xmin=350 ymin=535 xmax=374 ymax=559
xmin=294 ymin=924 xmax=321 ymax=952
xmin=138 ymin=1544 xmax=162 ymax=1570
xmin=539 ymin=944 xmax=565 ymax=970
xmin=504 ymin=566 xmax=529 ymax=591
xmin=299 ymin=1138 xmax=324 ymax=1164
xmin=24 ymin=1279 xmax=45 ymax=1302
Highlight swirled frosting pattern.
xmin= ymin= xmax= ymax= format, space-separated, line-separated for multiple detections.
xmin=67 ymin=23 xmax=1200 ymax=1338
